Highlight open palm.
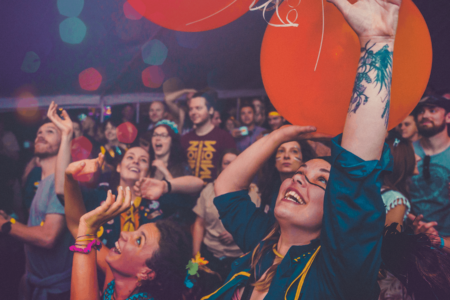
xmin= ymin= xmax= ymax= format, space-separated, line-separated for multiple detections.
xmin=328 ymin=0 xmax=401 ymax=40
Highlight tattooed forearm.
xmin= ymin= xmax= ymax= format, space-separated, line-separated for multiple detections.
xmin=349 ymin=41 xmax=393 ymax=127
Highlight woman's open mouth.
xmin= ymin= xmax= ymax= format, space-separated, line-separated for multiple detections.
xmin=283 ymin=189 xmax=305 ymax=205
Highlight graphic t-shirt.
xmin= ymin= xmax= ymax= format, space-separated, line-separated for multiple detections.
xmin=181 ymin=127 xmax=236 ymax=183
xmin=410 ymin=142 xmax=450 ymax=235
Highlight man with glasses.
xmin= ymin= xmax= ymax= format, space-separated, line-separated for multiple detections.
xmin=409 ymin=95 xmax=450 ymax=250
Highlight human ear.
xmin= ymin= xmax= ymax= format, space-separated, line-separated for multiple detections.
xmin=116 ymin=163 xmax=121 ymax=173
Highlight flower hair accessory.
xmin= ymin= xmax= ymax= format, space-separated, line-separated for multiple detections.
xmin=393 ymin=138 xmax=401 ymax=147
xmin=155 ymin=120 xmax=178 ymax=134
xmin=184 ymin=252 xmax=209 ymax=288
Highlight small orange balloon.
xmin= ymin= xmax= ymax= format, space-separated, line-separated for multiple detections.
xmin=117 ymin=122 xmax=138 ymax=144
xmin=261 ymin=0 xmax=432 ymax=135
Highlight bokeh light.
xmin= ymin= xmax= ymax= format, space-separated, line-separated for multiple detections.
xmin=21 ymin=51 xmax=41 ymax=73
xmin=123 ymin=0 xmax=145 ymax=20
xmin=142 ymin=66 xmax=164 ymax=88
xmin=16 ymin=92 xmax=39 ymax=122
xmin=79 ymin=67 xmax=102 ymax=91
xmin=59 ymin=17 xmax=87 ymax=44
xmin=117 ymin=122 xmax=138 ymax=144
xmin=57 ymin=0 xmax=84 ymax=17
xmin=175 ymin=32 xmax=203 ymax=49
xmin=141 ymin=39 xmax=168 ymax=65
xmin=162 ymin=77 xmax=184 ymax=96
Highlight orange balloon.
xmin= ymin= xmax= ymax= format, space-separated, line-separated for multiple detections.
xmin=128 ymin=0 xmax=255 ymax=32
xmin=261 ymin=0 xmax=432 ymax=135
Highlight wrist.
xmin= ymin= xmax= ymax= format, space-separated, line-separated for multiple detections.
xmin=359 ymin=37 xmax=395 ymax=48
xmin=78 ymin=219 xmax=98 ymax=236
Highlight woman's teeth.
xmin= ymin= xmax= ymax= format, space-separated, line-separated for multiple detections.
xmin=284 ymin=190 xmax=305 ymax=205
xmin=129 ymin=167 xmax=139 ymax=173
xmin=115 ymin=242 xmax=122 ymax=254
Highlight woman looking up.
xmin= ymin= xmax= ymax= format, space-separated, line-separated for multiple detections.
xmin=202 ymin=0 xmax=401 ymax=299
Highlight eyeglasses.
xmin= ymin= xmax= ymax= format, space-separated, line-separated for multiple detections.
xmin=423 ymin=155 xmax=431 ymax=180
xmin=152 ymin=133 xmax=170 ymax=139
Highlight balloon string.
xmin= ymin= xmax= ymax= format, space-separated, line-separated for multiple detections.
xmin=250 ymin=0 xmax=299 ymax=27
xmin=186 ymin=0 xmax=238 ymax=26
xmin=314 ymin=0 xmax=324 ymax=71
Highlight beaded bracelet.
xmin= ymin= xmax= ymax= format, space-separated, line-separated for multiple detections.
xmin=69 ymin=239 xmax=102 ymax=253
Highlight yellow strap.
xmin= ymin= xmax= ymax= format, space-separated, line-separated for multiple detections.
xmin=100 ymin=146 xmax=106 ymax=155
xmin=201 ymin=271 xmax=251 ymax=300
xmin=76 ymin=238 xmax=96 ymax=242
xmin=273 ymin=244 xmax=285 ymax=259
xmin=285 ymin=246 xmax=321 ymax=300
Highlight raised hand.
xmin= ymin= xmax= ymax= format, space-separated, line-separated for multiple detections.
xmin=79 ymin=187 xmax=132 ymax=235
xmin=152 ymin=160 xmax=173 ymax=180
xmin=47 ymin=101 xmax=73 ymax=137
xmin=408 ymin=213 xmax=441 ymax=245
xmin=134 ymin=178 xmax=167 ymax=200
xmin=327 ymin=0 xmax=401 ymax=41
xmin=65 ymin=153 xmax=104 ymax=182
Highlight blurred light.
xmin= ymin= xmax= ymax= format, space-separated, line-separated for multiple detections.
xmin=57 ymin=0 xmax=84 ymax=17
xmin=59 ymin=17 xmax=87 ymax=44
xmin=175 ymin=32 xmax=203 ymax=49
xmin=142 ymin=66 xmax=164 ymax=88
xmin=79 ymin=68 xmax=102 ymax=91
xmin=162 ymin=77 xmax=185 ymax=96
xmin=117 ymin=122 xmax=138 ymax=144
xmin=21 ymin=51 xmax=41 ymax=73
xmin=124 ymin=0 xmax=144 ymax=20
xmin=105 ymin=106 xmax=112 ymax=116
xmin=16 ymin=92 xmax=39 ymax=120
xmin=141 ymin=40 xmax=168 ymax=65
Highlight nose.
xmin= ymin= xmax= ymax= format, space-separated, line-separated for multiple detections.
xmin=120 ymin=231 xmax=130 ymax=241
xmin=292 ymin=173 xmax=306 ymax=187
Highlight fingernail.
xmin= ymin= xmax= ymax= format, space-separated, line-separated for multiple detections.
xmin=119 ymin=186 xmax=123 ymax=190
xmin=108 ymin=190 xmax=111 ymax=194
xmin=81 ymin=162 xmax=85 ymax=166
xmin=126 ymin=186 xmax=130 ymax=190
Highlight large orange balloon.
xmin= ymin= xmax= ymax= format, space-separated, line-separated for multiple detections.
xmin=128 ymin=0 xmax=255 ymax=32
xmin=261 ymin=0 xmax=432 ymax=135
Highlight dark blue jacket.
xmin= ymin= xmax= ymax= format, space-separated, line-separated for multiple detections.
xmin=207 ymin=135 xmax=393 ymax=300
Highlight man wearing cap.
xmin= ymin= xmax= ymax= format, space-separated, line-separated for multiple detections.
xmin=409 ymin=95 xmax=450 ymax=248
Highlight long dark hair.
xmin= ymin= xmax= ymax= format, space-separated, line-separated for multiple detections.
xmin=383 ymin=135 xmax=415 ymax=199
xmin=258 ymin=140 xmax=316 ymax=208
xmin=148 ymin=124 xmax=187 ymax=178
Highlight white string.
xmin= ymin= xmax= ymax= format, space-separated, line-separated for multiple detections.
xmin=314 ymin=0 xmax=325 ymax=71
xmin=186 ymin=0 xmax=238 ymax=26
xmin=249 ymin=0 xmax=300 ymax=27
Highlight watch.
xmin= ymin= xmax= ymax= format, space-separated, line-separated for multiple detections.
xmin=1 ymin=221 xmax=12 ymax=234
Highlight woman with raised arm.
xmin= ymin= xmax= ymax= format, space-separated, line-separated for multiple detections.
xmin=202 ymin=0 xmax=400 ymax=299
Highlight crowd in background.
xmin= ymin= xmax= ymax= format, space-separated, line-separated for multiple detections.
xmin=0 ymin=86 xmax=450 ymax=300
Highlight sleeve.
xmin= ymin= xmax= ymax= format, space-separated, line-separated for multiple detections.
xmin=318 ymin=134 xmax=393 ymax=300
xmin=46 ymin=180 xmax=66 ymax=215
xmin=214 ymin=190 xmax=275 ymax=253
xmin=193 ymin=186 xmax=208 ymax=218
xmin=382 ymin=190 xmax=411 ymax=218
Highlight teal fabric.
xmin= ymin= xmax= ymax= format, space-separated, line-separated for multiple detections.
xmin=212 ymin=134 xmax=393 ymax=300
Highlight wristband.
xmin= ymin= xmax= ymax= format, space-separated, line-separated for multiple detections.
xmin=439 ymin=237 xmax=445 ymax=249
xmin=163 ymin=178 xmax=171 ymax=194
xmin=69 ymin=239 xmax=102 ymax=253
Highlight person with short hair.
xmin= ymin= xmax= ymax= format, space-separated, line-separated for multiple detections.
xmin=396 ymin=114 xmax=421 ymax=142
xmin=147 ymin=101 xmax=169 ymax=131
xmin=233 ymin=103 xmax=266 ymax=152
xmin=267 ymin=111 xmax=285 ymax=132
xmin=181 ymin=90 xmax=236 ymax=183
xmin=409 ymin=95 xmax=450 ymax=250
xmin=252 ymin=98 xmax=266 ymax=127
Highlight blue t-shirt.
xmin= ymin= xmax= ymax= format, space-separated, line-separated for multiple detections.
xmin=25 ymin=174 xmax=73 ymax=293
xmin=410 ymin=142 xmax=450 ymax=235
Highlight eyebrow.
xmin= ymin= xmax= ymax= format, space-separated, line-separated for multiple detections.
xmin=142 ymin=231 xmax=147 ymax=245
xmin=297 ymin=164 xmax=330 ymax=174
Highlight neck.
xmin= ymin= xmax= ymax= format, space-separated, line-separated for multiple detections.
xmin=155 ymin=153 xmax=169 ymax=165
xmin=39 ymin=155 xmax=57 ymax=180
xmin=119 ymin=178 xmax=137 ymax=199
xmin=112 ymin=274 xmax=140 ymax=300
xmin=420 ymin=129 xmax=450 ymax=155
xmin=276 ymin=225 xmax=320 ymax=256
xmin=195 ymin=120 xmax=215 ymax=136
xmin=410 ymin=132 xmax=421 ymax=143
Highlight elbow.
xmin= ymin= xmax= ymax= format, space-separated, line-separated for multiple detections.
xmin=41 ymin=236 xmax=58 ymax=249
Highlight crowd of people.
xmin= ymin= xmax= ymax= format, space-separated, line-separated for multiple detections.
xmin=1 ymin=0 xmax=450 ymax=299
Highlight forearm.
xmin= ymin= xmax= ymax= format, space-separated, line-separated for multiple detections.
xmin=342 ymin=38 xmax=394 ymax=161
xmin=169 ymin=176 xmax=204 ymax=194
xmin=215 ymin=133 xmax=279 ymax=196
xmin=64 ymin=174 xmax=87 ymax=238
xmin=9 ymin=222 xmax=56 ymax=249
xmin=71 ymin=225 xmax=99 ymax=300
xmin=192 ymin=217 xmax=205 ymax=256
xmin=55 ymin=134 xmax=73 ymax=196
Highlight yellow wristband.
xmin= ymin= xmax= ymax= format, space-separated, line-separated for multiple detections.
xmin=76 ymin=238 xmax=96 ymax=242
xmin=10 ymin=218 xmax=16 ymax=224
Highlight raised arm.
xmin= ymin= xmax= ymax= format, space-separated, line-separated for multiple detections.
xmin=330 ymin=0 xmax=401 ymax=160
xmin=134 ymin=175 xmax=204 ymax=200
xmin=47 ymin=101 xmax=73 ymax=198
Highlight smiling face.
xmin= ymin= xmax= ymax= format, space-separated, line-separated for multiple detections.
xmin=274 ymin=159 xmax=331 ymax=232
xmin=240 ymin=106 xmax=255 ymax=126
xmin=152 ymin=126 xmax=172 ymax=158
xmin=106 ymin=223 xmax=160 ymax=279
xmin=104 ymin=121 xmax=118 ymax=142
xmin=396 ymin=115 xmax=418 ymax=140
xmin=275 ymin=141 xmax=303 ymax=175
xmin=34 ymin=123 xmax=61 ymax=159
xmin=416 ymin=106 xmax=450 ymax=138
xmin=116 ymin=147 xmax=150 ymax=184
xmin=149 ymin=101 xmax=167 ymax=124
xmin=188 ymin=97 xmax=212 ymax=126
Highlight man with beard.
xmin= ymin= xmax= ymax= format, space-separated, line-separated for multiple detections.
xmin=181 ymin=90 xmax=236 ymax=183
xmin=0 ymin=102 xmax=74 ymax=300
xmin=409 ymin=95 xmax=450 ymax=247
